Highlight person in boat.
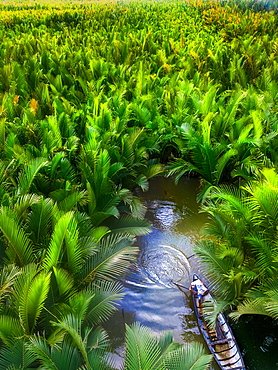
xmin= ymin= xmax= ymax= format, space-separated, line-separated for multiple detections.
xmin=190 ymin=274 xmax=209 ymax=304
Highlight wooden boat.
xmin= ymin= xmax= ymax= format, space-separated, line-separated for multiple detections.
xmin=190 ymin=274 xmax=246 ymax=370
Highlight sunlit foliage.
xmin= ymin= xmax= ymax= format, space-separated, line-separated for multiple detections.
xmin=0 ymin=0 xmax=277 ymax=367
xmin=0 ymin=0 xmax=234 ymax=368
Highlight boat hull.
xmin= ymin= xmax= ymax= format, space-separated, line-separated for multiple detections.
xmin=190 ymin=276 xmax=246 ymax=370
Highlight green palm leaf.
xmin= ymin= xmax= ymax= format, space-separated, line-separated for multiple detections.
xmin=43 ymin=212 xmax=74 ymax=271
xmin=0 ymin=339 xmax=36 ymax=370
xmin=106 ymin=215 xmax=151 ymax=236
xmin=81 ymin=235 xmax=139 ymax=283
xmin=0 ymin=316 xmax=23 ymax=345
xmin=0 ymin=162 xmax=8 ymax=204
xmin=13 ymin=194 xmax=41 ymax=219
xmin=201 ymin=213 xmax=231 ymax=239
xmin=136 ymin=175 xmax=149 ymax=192
xmin=91 ymin=226 xmax=110 ymax=243
xmin=165 ymin=342 xmax=212 ymax=370
xmin=265 ymin=301 xmax=278 ymax=320
xmin=108 ymin=162 xmax=125 ymax=182
xmin=230 ymin=298 xmax=270 ymax=319
xmin=27 ymin=198 xmax=53 ymax=245
xmin=195 ymin=240 xmax=244 ymax=301
xmin=209 ymin=186 xmax=250 ymax=220
xmin=68 ymin=291 xmax=94 ymax=322
xmin=143 ymin=162 xmax=164 ymax=180
xmin=86 ymin=183 xmax=120 ymax=226
xmin=86 ymin=181 xmax=97 ymax=218
xmin=64 ymin=218 xmax=83 ymax=275
xmin=215 ymin=148 xmax=237 ymax=184
xmin=28 ymin=336 xmax=58 ymax=370
xmin=87 ymin=326 xmax=110 ymax=350
xmin=51 ymin=314 xmax=89 ymax=367
xmin=123 ymin=323 xmax=164 ymax=370
xmin=246 ymin=234 xmax=276 ymax=275
xmin=231 ymin=279 xmax=278 ymax=320
xmin=253 ymin=186 xmax=278 ymax=222
xmin=0 ymin=264 xmax=21 ymax=304
xmin=167 ymin=159 xmax=199 ymax=184
xmin=261 ymin=168 xmax=278 ymax=187
xmin=27 ymin=335 xmax=82 ymax=370
xmin=18 ymin=270 xmax=51 ymax=334
xmin=85 ymin=281 xmax=124 ymax=324
xmin=122 ymin=323 xmax=211 ymax=370
xmin=52 ymin=266 xmax=75 ymax=297
xmin=158 ymin=331 xmax=176 ymax=353
xmin=49 ymin=153 xmax=66 ymax=179
xmin=17 ymin=158 xmax=48 ymax=196
xmin=0 ymin=118 xmax=5 ymax=146
xmin=0 ymin=207 xmax=34 ymax=266
xmin=127 ymin=196 xmax=147 ymax=219
xmin=58 ymin=191 xmax=88 ymax=212
xmin=87 ymin=348 xmax=115 ymax=370
xmin=46 ymin=341 xmax=82 ymax=370
xmin=192 ymin=143 xmax=219 ymax=184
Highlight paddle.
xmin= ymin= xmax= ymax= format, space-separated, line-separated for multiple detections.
xmin=172 ymin=281 xmax=190 ymax=290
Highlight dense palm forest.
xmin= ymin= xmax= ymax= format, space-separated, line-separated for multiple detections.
xmin=0 ymin=0 xmax=277 ymax=368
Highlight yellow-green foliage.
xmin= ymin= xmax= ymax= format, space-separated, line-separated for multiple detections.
xmin=0 ymin=1 xmax=276 ymax=192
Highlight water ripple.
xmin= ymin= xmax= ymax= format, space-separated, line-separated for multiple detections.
xmin=138 ymin=244 xmax=191 ymax=287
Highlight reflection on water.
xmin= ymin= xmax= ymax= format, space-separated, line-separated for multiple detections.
xmin=150 ymin=200 xmax=178 ymax=229
xmin=105 ymin=176 xmax=214 ymax=367
xmin=105 ymin=176 xmax=278 ymax=370
xmin=142 ymin=176 xmax=206 ymax=235
xmin=139 ymin=244 xmax=191 ymax=287
xmin=120 ymin=228 xmax=197 ymax=341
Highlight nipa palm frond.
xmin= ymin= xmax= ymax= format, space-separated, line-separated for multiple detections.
xmin=0 ymin=338 xmax=36 ymax=370
xmin=164 ymin=342 xmax=212 ymax=370
xmin=13 ymin=193 xmax=41 ymax=219
xmin=26 ymin=198 xmax=53 ymax=245
xmin=0 ymin=264 xmax=21 ymax=304
xmin=245 ymin=234 xmax=276 ymax=276
xmin=52 ymin=266 xmax=75 ymax=298
xmin=51 ymin=314 xmax=89 ymax=367
xmin=58 ymin=191 xmax=88 ymax=213
xmin=123 ymin=323 xmax=165 ymax=370
xmin=64 ymin=218 xmax=83 ymax=276
xmin=80 ymin=235 xmax=139 ymax=283
xmin=17 ymin=269 xmax=51 ymax=334
xmin=106 ymin=215 xmax=151 ymax=236
xmin=229 ymin=298 xmax=270 ymax=320
xmin=68 ymin=291 xmax=94 ymax=322
xmin=17 ymin=157 xmax=48 ymax=196
xmin=43 ymin=212 xmax=74 ymax=272
xmin=0 ymin=315 xmax=23 ymax=345
xmin=166 ymin=159 xmax=199 ymax=184
xmin=0 ymin=207 xmax=35 ymax=266
xmin=84 ymin=280 xmax=124 ymax=325
xmin=27 ymin=334 xmax=82 ymax=370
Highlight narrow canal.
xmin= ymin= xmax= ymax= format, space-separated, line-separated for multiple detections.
xmin=105 ymin=176 xmax=278 ymax=369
